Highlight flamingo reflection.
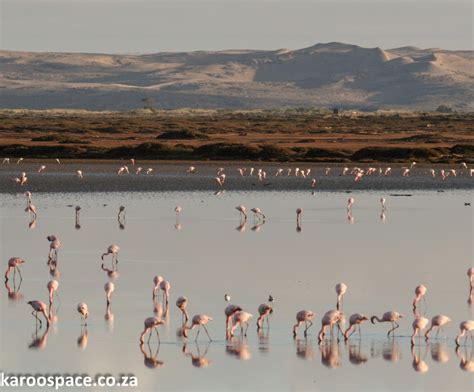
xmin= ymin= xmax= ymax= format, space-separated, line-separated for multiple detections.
xmin=77 ymin=327 xmax=88 ymax=350
xmin=4 ymin=279 xmax=24 ymax=301
xmin=295 ymin=338 xmax=315 ymax=360
xmin=347 ymin=341 xmax=368 ymax=365
xmin=456 ymin=345 xmax=474 ymax=372
xmin=29 ymin=325 xmax=49 ymax=350
xmin=430 ymin=341 xmax=450 ymax=363
xmin=140 ymin=342 xmax=164 ymax=369
xmin=320 ymin=341 xmax=341 ymax=368
xmin=411 ymin=344 xmax=429 ymax=373
xmin=182 ymin=342 xmax=212 ymax=368
xmin=226 ymin=336 xmax=252 ymax=360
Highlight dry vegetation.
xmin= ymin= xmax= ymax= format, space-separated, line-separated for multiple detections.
xmin=0 ymin=109 xmax=473 ymax=162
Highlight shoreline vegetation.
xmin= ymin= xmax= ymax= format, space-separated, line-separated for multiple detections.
xmin=0 ymin=109 xmax=473 ymax=163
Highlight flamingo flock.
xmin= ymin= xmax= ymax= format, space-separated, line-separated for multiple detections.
xmin=1 ymin=159 xmax=473 ymax=377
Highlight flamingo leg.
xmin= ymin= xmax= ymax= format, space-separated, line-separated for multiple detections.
xmin=31 ymin=311 xmax=41 ymax=326
xmin=304 ymin=320 xmax=312 ymax=337
xmin=244 ymin=322 xmax=249 ymax=337
xmin=203 ymin=325 xmax=212 ymax=342
xmin=154 ymin=327 xmax=160 ymax=343
xmin=195 ymin=327 xmax=201 ymax=342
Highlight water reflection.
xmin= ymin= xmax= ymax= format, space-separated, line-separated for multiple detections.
xmin=235 ymin=221 xmax=246 ymax=232
xmin=320 ymin=341 xmax=341 ymax=368
xmin=251 ymin=220 xmax=265 ymax=232
xmin=140 ymin=342 xmax=164 ymax=369
xmin=456 ymin=346 xmax=474 ymax=372
xmin=75 ymin=206 xmax=81 ymax=229
xmin=183 ymin=343 xmax=212 ymax=368
xmin=347 ymin=341 xmax=368 ymax=365
xmin=226 ymin=336 xmax=252 ymax=360
xmin=77 ymin=327 xmax=88 ymax=350
xmin=295 ymin=338 xmax=315 ymax=361
xmin=105 ymin=303 xmax=114 ymax=332
xmin=257 ymin=328 xmax=270 ymax=353
xmin=4 ymin=279 xmax=23 ymax=302
xmin=411 ymin=344 xmax=429 ymax=373
xmin=29 ymin=325 xmax=49 ymax=350
xmin=118 ymin=206 xmax=126 ymax=230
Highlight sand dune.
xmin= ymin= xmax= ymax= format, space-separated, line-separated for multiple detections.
xmin=0 ymin=42 xmax=472 ymax=110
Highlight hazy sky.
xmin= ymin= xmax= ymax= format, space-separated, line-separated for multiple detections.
xmin=1 ymin=0 xmax=472 ymax=53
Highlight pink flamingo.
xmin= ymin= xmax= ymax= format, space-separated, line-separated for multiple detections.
xmin=26 ymin=203 xmax=37 ymax=219
xmin=468 ymin=267 xmax=474 ymax=287
xmin=4 ymin=257 xmax=25 ymax=282
xmin=101 ymin=244 xmax=120 ymax=265
xmin=104 ymin=282 xmax=115 ymax=306
xmin=293 ymin=310 xmax=316 ymax=337
xmin=411 ymin=316 xmax=429 ymax=345
xmin=47 ymin=235 xmax=61 ymax=262
xmin=183 ymin=314 xmax=213 ymax=341
xmin=77 ymin=302 xmax=89 ymax=326
xmin=343 ymin=313 xmax=369 ymax=340
xmin=455 ymin=320 xmax=474 ymax=346
xmin=236 ymin=205 xmax=247 ymax=220
xmin=176 ymin=296 xmax=189 ymax=324
xmin=425 ymin=315 xmax=451 ymax=340
xmin=347 ymin=197 xmax=355 ymax=212
xmin=139 ymin=316 xmax=164 ymax=343
xmin=318 ymin=310 xmax=344 ymax=343
xmin=152 ymin=276 xmax=171 ymax=304
xmin=251 ymin=207 xmax=265 ymax=221
xmin=412 ymin=284 xmax=427 ymax=310
xmin=47 ymin=280 xmax=59 ymax=305
xmin=256 ymin=303 xmax=272 ymax=330
xmin=28 ymin=300 xmax=50 ymax=327
xmin=335 ymin=282 xmax=347 ymax=310
xmin=230 ymin=311 xmax=253 ymax=337
xmin=225 ymin=304 xmax=243 ymax=335
xmin=371 ymin=311 xmax=404 ymax=336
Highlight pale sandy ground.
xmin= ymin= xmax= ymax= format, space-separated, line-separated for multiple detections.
xmin=1 ymin=42 xmax=473 ymax=110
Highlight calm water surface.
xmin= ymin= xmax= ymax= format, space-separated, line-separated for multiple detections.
xmin=1 ymin=190 xmax=473 ymax=391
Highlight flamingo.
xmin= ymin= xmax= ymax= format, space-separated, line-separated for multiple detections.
xmin=47 ymin=235 xmax=61 ymax=263
xmin=230 ymin=311 xmax=253 ymax=337
xmin=26 ymin=203 xmax=37 ymax=219
xmin=455 ymin=320 xmax=474 ymax=346
xmin=47 ymin=280 xmax=59 ymax=305
xmin=318 ymin=310 xmax=344 ymax=343
xmin=293 ymin=310 xmax=315 ymax=337
xmin=17 ymin=158 xmax=24 ymax=164
xmin=28 ymin=300 xmax=50 ymax=327
xmin=130 ymin=158 xmax=135 ymax=165
xmin=411 ymin=316 xmax=429 ymax=345
xmin=175 ymin=206 xmax=182 ymax=216
xmin=335 ymin=283 xmax=347 ymax=310
xmin=256 ymin=303 xmax=272 ymax=330
xmin=296 ymin=208 xmax=303 ymax=224
xmin=104 ymin=282 xmax=115 ymax=306
xmin=101 ymin=245 xmax=120 ymax=265
xmin=412 ymin=284 xmax=427 ymax=310
xmin=176 ymin=296 xmax=189 ymax=324
xmin=77 ymin=302 xmax=89 ymax=326
xmin=4 ymin=257 xmax=25 ymax=282
xmin=424 ymin=315 xmax=451 ymax=340
xmin=187 ymin=166 xmax=196 ymax=174
xmin=224 ymin=294 xmax=231 ymax=302
xmin=135 ymin=167 xmax=143 ymax=175
xmin=25 ymin=191 xmax=32 ymax=207
xmin=380 ymin=197 xmax=386 ymax=210
xmin=311 ymin=179 xmax=316 ymax=188
xmin=236 ymin=205 xmax=247 ymax=220
xmin=56 ymin=158 xmax=61 ymax=164
xmin=347 ymin=197 xmax=355 ymax=212
xmin=3 ymin=158 xmax=10 ymax=164
xmin=370 ymin=311 xmax=404 ymax=336
xmin=251 ymin=207 xmax=265 ymax=220
xmin=139 ymin=316 xmax=164 ymax=343
xmin=118 ymin=205 xmax=126 ymax=221
xmin=183 ymin=314 xmax=213 ymax=341
xmin=152 ymin=276 xmax=171 ymax=305
xmin=468 ymin=267 xmax=474 ymax=287
xmin=76 ymin=170 xmax=83 ymax=179
xmin=38 ymin=165 xmax=46 ymax=173
xmin=225 ymin=304 xmax=243 ymax=334
xmin=14 ymin=172 xmax=28 ymax=186
xmin=343 ymin=313 xmax=369 ymax=340
xmin=146 ymin=168 xmax=153 ymax=175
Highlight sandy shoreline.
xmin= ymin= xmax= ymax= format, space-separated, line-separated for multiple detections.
xmin=1 ymin=162 xmax=472 ymax=193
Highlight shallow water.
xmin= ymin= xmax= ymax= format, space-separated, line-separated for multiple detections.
xmin=1 ymin=189 xmax=473 ymax=391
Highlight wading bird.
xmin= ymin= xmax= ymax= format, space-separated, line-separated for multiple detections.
xmin=425 ymin=315 xmax=451 ymax=340
xmin=335 ymin=283 xmax=347 ymax=310
xmin=236 ymin=205 xmax=247 ymax=220
xmin=104 ymin=282 xmax=115 ymax=306
xmin=411 ymin=316 xmax=429 ymax=346
xmin=47 ymin=280 xmax=59 ymax=306
xmin=176 ymin=296 xmax=189 ymax=324
xmin=343 ymin=313 xmax=369 ymax=340
xmin=183 ymin=314 xmax=213 ymax=341
xmin=412 ymin=284 xmax=427 ymax=311
xmin=4 ymin=257 xmax=25 ymax=282
xmin=139 ymin=316 xmax=164 ymax=343
xmin=256 ymin=303 xmax=272 ymax=330
xmin=371 ymin=311 xmax=404 ymax=337
xmin=28 ymin=300 xmax=50 ymax=328
xmin=455 ymin=320 xmax=474 ymax=346
xmin=293 ymin=310 xmax=315 ymax=337
xmin=101 ymin=245 xmax=120 ymax=265
xmin=318 ymin=310 xmax=344 ymax=343
xmin=77 ymin=302 xmax=89 ymax=326
xmin=230 ymin=311 xmax=253 ymax=337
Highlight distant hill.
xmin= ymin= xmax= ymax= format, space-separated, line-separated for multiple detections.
xmin=1 ymin=42 xmax=472 ymax=110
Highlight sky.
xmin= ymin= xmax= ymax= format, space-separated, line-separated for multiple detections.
xmin=1 ymin=0 xmax=472 ymax=53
